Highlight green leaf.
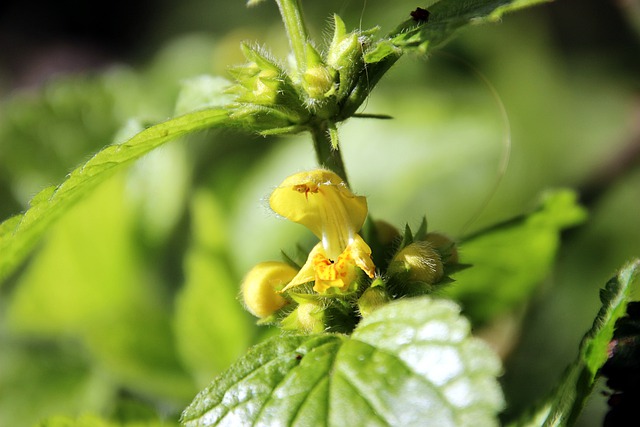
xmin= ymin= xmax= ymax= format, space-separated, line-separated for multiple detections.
xmin=0 ymin=340 xmax=110 ymax=427
xmin=174 ymin=191 xmax=255 ymax=386
xmin=445 ymin=189 xmax=587 ymax=325
xmin=0 ymin=108 xmax=230 ymax=286
xmin=0 ymin=75 xmax=124 ymax=212
xmin=34 ymin=414 xmax=114 ymax=427
xmin=5 ymin=175 xmax=195 ymax=402
xmin=388 ymin=0 xmax=553 ymax=54
xmin=174 ymin=76 xmax=235 ymax=116
xmin=508 ymin=259 xmax=640 ymax=427
xmin=35 ymin=413 xmax=177 ymax=427
xmin=181 ymin=297 xmax=504 ymax=426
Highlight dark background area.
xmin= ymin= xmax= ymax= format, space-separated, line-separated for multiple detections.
xmin=0 ymin=0 xmax=639 ymax=88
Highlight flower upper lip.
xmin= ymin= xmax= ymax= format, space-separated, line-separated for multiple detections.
xmin=269 ymin=169 xmax=367 ymax=260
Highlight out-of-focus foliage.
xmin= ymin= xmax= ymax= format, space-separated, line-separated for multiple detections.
xmin=0 ymin=36 xmax=262 ymax=426
xmin=0 ymin=0 xmax=638 ymax=426
xmin=446 ymin=190 xmax=587 ymax=325
xmin=173 ymin=190 xmax=254 ymax=387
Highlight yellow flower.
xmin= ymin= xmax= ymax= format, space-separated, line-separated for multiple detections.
xmin=270 ymin=169 xmax=375 ymax=293
xmin=241 ymin=261 xmax=295 ymax=318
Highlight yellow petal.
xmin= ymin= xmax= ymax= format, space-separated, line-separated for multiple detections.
xmin=351 ymin=234 xmax=376 ymax=279
xmin=241 ymin=261 xmax=296 ymax=318
xmin=281 ymin=235 xmax=375 ymax=294
xmin=280 ymin=243 xmax=324 ymax=292
xmin=269 ymin=169 xmax=367 ymax=260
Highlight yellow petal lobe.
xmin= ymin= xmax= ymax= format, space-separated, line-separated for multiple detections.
xmin=269 ymin=169 xmax=367 ymax=260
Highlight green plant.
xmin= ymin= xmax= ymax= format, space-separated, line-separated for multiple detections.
xmin=1 ymin=1 xmax=638 ymax=426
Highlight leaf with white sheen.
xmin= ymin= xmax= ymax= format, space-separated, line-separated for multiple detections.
xmin=181 ymin=297 xmax=504 ymax=426
xmin=0 ymin=108 xmax=229 ymax=285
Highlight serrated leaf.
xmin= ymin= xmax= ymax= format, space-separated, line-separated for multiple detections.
xmin=508 ymin=260 xmax=640 ymax=427
xmin=388 ymin=0 xmax=552 ymax=54
xmin=0 ymin=108 xmax=230 ymax=286
xmin=181 ymin=297 xmax=504 ymax=426
xmin=445 ymin=189 xmax=587 ymax=325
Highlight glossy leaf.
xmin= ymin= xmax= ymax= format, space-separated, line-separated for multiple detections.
xmin=182 ymin=297 xmax=504 ymax=426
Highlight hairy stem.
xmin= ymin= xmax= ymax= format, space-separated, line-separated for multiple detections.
xmin=311 ymin=124 xmax=349 ymax=185
xmin=275 ymin=0 xmax=309 ymax=80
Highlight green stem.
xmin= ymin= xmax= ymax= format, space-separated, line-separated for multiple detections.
xmin=311 ymin=123 xmax=349 ymax=185
xmin=275 ymin=0 xmax=350 ymax=183
xmin=275 ymin=0 xmax=309 ymax=80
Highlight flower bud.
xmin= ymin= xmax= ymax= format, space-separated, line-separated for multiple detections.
xmin=302 ymin=44 xmax=334 ymax=100
xmin=227 ymin=44 xmax=303 ymax=112
xmin=326 ymin=14 xmax=375 ymax=100
xmin=326 ymin=15 xmax=360 ymax=72
xmin=358 ymin=278 xmax=390 ymax=318
xmin=424 ymin=232 xmax=458 ymax=264
xmin=281 ymin=298 xmax=326 ymax=334
xmin=388 ymin=241 xmax=444 ymax=284
xmin=241 ymin=261 xmax=296 ymax=318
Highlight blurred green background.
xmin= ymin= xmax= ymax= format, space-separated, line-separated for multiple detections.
xmin=1 ymin=0 xmax=639 ymax=425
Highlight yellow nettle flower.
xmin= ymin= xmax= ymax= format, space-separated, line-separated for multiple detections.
xmin=241 ymin=261 xmax=296 ymax=318
xmin=269 ymin=169 xmax=375 ymax=293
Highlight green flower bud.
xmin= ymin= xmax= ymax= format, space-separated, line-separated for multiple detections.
xmin=358 ymin=278 xmax=390 ymax=318
xmin=303 ymin=66 xmax=334 ymax=99
xmin=281 ymin=297 xmax=326 ymax=334
xmin=424 ymin=232 xmax=458 ymax=264
xmin=327 ymin=15 xmax=360 ymax=72
xmin=326 ymin=14 xmax=379 ymax=100
xmin=240 ymin=43 xmax=282 ymax=74
xmin=302 ymin=44 xmax=335 ymax=100
xmin=227 ymin=44 xmax=304 ymax=113
xmin=241 ymin=261 xmax=295 ymax=318
xmin=388 ymin=241 xmax=444 ymax=284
